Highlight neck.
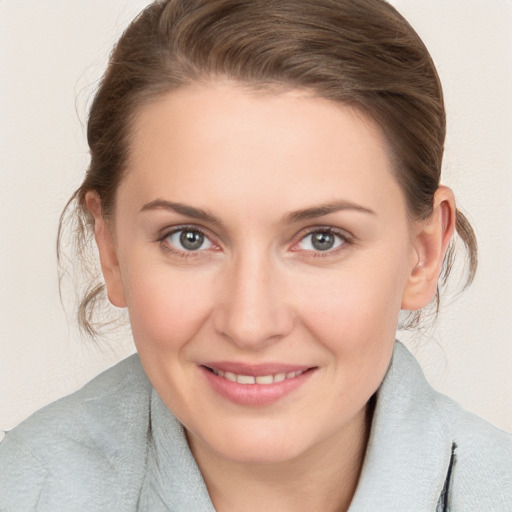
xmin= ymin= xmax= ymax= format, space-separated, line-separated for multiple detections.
xmin=188 ymin=401 xmax=372 ymax=512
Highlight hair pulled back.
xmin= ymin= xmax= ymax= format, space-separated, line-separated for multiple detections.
xmin=59 ymin=0 xmax=477 ymax=336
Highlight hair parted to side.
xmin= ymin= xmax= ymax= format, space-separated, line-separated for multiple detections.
xmin=58 ymin=0 xmax=477 ymax=337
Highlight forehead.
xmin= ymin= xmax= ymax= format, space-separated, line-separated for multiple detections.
xmin=120 ymin=82 xmax=405 ymax=220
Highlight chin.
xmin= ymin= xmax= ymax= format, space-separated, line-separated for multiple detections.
xmin=218 ymin=442 xmax=304 ymax=465
xmin=195 ymin=421 xmax=316 ymax=465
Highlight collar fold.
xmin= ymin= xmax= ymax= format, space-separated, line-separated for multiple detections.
xmin=348 ymin=342 xmax=454 ymax=511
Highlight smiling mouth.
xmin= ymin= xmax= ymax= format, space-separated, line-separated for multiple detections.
xmin=203 ymin=366 xmax=314 ymax=385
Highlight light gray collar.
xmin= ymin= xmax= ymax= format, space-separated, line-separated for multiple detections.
xmin=348 ymin=342 xmax=454 ymax=511
xmin=141 ymin=342 xmax=454 ymax=511
xmin=139 ymin=390 xmax=216 ymax=511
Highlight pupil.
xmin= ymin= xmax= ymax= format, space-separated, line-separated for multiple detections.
xmin=180 ymin=230 xmax=204 ymax=250
xmin=312 ymin=232 xmax=334 ymax=251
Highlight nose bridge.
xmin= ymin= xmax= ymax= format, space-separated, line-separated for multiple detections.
xmin=214 ymin=244 xmax=293 ymax=348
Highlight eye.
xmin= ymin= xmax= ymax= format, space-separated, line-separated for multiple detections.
xmin=297 ymin=229 xmax=346 ymax=252
xmin=164 ymin=228 xmax=214 ymax=252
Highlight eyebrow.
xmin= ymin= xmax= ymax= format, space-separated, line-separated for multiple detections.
xmin=140 ymin=198 xmax=376 ymax=225
xmin=282 ymin=200 xmax=376 ymax=223
xmin=140 ymin=199 xmax=222 ymax=226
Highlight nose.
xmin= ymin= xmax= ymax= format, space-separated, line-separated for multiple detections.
xmin=212 ymin=251 xmax=294 ymax=350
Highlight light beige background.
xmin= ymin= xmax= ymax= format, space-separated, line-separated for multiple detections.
xmin=1 ymin=0 xmax=511 ymax=432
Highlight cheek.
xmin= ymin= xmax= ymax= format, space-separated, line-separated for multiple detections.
xmin=299 ymin=263 xmax=405 ymax=338
xmin=294 ymin=244 xmax=410 ymax=376
xmin=121 ymin=262 xmax=214 ymax=351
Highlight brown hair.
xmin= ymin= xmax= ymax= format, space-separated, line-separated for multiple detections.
xmin=58 ymin=0 xmax=477 ymax=336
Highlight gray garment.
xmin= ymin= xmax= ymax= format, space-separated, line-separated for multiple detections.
xmin=0 ymin=342 xmax=510 ymax=511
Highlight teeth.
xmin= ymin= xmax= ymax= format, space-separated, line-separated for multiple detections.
xmin=211 ymin=368 xmax=306 ymax=385
xmin=237 ymin=375 xmax=256 ymax=384
xmin=224 ymin=372 xmax=237 ymax=382
xmin=255 ymin=375 xmax=273 ymax=385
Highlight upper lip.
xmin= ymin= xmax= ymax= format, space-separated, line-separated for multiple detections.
xmin=201 ymin=362 xmax=314 ymax=376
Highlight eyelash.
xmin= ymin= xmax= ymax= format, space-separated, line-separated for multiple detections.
xmin=292 ymin=227 xmax=352 ymax=258
xmin=158 ymin=226 xmax=215 ymax=258
xmin=157 ymin=225 xmax=352 ymax=259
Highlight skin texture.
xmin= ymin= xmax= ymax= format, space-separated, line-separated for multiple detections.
xmin=86 ymin=82 xmax=455 ymax=511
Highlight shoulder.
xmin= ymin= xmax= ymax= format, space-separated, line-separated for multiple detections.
xmin=0 ymin=354 xmax=152 ymax=511
xmin=395 ymin=342 xmax=512 ymax=509
xmin=430 ymin=381 xmax=512 ymax=508
xmin=1 ymin=354 xmax=151 ymax=454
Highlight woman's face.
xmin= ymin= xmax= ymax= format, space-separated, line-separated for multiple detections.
xmin=104 ymin=82 xmax=420 ymax=464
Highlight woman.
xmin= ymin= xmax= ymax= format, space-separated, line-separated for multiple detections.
xmin=1 ymin=0 xmax=510 ymax=510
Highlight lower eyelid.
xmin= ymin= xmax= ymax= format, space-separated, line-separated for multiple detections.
xmin=157 ymin=226 xmax=351 ymax=258
xmin=158 ymin=227 xmax=215 ymax=253
xmin=295 ymin=230 xmax=349 ymax=251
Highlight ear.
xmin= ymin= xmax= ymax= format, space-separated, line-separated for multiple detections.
xmin=85 ymin=191 xmax=127 ymax=308
xmin=401 ymin=186 xmax=456 ymax=311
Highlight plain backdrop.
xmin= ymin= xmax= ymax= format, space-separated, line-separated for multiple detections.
xmin=0 ymin=0 xmax=511 ymax=433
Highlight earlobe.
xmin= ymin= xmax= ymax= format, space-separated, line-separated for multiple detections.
xmin=84 ymin=191 xmax=127 ymax=308
xmin=401 ymin=186 xmax=456 ymax=311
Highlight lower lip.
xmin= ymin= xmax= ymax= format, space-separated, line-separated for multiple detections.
xmin=200 ymin=366 xmax=315 ymax=406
